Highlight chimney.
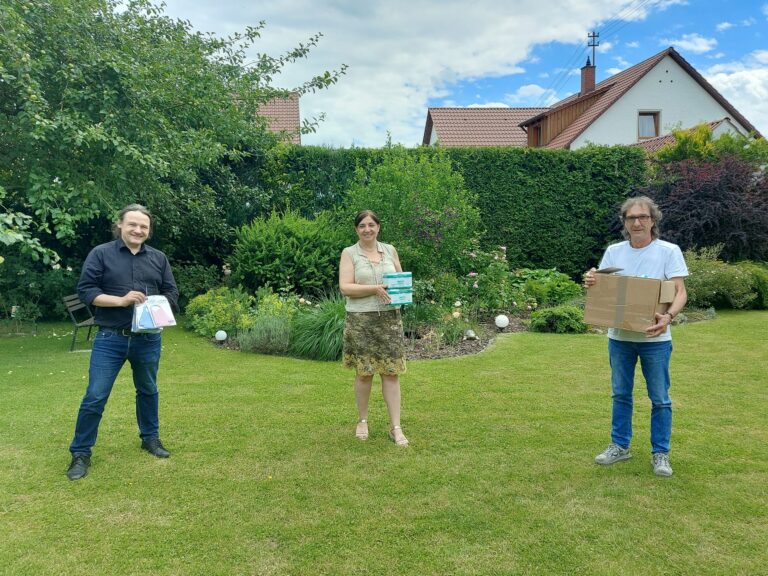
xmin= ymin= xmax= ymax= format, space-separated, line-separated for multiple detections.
xmin=581 ymin=56 xmax=595 ymax=95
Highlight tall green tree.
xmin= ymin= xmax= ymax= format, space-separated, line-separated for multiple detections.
xmin=346 ymin=144 xmax=482 ymax=278
xmin=0 ymin=0 xmax=345 ymax=264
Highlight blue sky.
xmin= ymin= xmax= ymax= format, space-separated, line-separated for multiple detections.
xmin=162 ymin=0 xmax=768 ymax=147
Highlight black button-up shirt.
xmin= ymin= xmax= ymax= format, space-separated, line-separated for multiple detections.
xmin=77 ymin=238 xmax=179 ymax=330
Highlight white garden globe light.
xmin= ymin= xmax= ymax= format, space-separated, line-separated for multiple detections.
xmin=494 ymin=314 xmax=510 ymax=329
xmin=214 ymin=330 xmax=227 ymax=342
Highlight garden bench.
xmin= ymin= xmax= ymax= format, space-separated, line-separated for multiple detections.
xmin=63 ymin=294 xmax=95 ymax=351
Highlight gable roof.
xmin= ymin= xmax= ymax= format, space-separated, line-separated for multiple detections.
xmin=258 ymin=92 xmax=301 ymax=144
xmin=423 ymin=107 xmax=549 ymax=147
xmin=521 ymin=47 xmax=762 ymax=149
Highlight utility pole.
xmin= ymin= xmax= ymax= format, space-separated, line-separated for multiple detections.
xmin=588 ymin=31 xmax=599 ymax=66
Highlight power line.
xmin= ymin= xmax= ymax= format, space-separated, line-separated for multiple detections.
xmin=533 ymin=0 xmax=661 ymax=107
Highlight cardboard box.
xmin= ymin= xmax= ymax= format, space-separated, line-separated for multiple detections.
xmin=584 ymin=269 xmax=676 ymax=332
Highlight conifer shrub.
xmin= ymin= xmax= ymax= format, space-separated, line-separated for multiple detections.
xmin=229 ymin=209 xmax=349 ymax=296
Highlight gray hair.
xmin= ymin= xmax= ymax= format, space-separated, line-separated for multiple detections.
xmin=620 ymin=196 xmax=662 ymax=240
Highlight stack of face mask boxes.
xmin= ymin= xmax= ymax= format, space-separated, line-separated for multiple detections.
xmin=383 ymin=272 xmax=413 ymax=306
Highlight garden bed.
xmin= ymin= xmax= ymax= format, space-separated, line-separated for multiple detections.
xmin=405 ymin=316 xmax=528 ymax=360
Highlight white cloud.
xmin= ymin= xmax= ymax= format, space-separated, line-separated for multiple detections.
xmin=705 ymin=51 xmax=768 ymax=137
xmin=613 ymin=55 xmax=630 ymax=67
xmin=660 ymin=33 xmax=717 ymax=54
xmin=754 ymin=50 xmax=768 ymax=64
xmin=606 ymin=67 xmax=623 ymax=75
xmin=468 ymin=102 xmax=510 ymax=108
xmin=597 ymin=40 xmax=614 ymax=53
xmin=626 ymin=41 xmax=640 ymax=48
xmin=715 ymin=22 xmax=733 ymax=32
xmin=503 ymin=84 xmax=558 ymax=106
xmin=764 ymin=4 xmax=768 ymax=18
xmin=159 ymin=0 xmax=742 ymax=146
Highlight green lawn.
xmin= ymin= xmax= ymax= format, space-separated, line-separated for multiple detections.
xmin=1 ymin=311 xmax=766 ymax=576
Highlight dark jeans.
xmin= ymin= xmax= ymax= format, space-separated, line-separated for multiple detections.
xmin=70 ymin=330 xmax=162 ymax=456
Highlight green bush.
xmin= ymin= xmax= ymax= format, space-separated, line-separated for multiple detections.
xmin=185 ymin=287 xmax=256 ymax=338
xmin=462 ymin=247 xmax=522 ymax=313
xmin=174 ymin=263 xmax=222 ymax=311
xmin=237 ymin=315 xmax=292 ymax=355
xmin=229 ymin=209 xmax=349 ymax=296
xmin=734 ymin=261 xmax=768 ymax=309
xmin=529 ymin=305 xmax=587 ymax=334
xmin=428 ymin=273 xmax=469 ymax=308
xmin=513 ymin=268 xmax=583 ymax=307
xmin=289 ymin=293 xmax=346 ymax=361
xmin=254 ymin=288 xmax=301 ymax=319
xmin=345 ymin=144 xmax=481 ymax=278
xmin=0 ymin=248 xmax=79 ymax=321
xmin=684 ymin=247 xmax=757 ymax=309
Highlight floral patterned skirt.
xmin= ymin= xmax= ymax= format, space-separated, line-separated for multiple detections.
xmin=342 ymin=309 xmax=407 ymax=376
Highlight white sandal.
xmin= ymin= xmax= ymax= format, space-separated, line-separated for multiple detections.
xmin=355 ymin=419 xmax=369 ymax=441
xmin=388 ymin=425 xmax=409 ymax=447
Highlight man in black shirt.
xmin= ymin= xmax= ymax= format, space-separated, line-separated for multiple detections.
xmin=67 ymin=204 xmax=178 ymax=481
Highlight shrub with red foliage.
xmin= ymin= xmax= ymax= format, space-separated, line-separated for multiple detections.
xmin=637 ymin=155 xmax=768 ymax=261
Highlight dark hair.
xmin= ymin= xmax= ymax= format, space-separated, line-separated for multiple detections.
xmin=112 ymin=203 xmax=153 ymax=239
xmin=354 ymin=209 xmax=380 ymax=227
xmin=620 ymin=196 xmax=662 ymax=240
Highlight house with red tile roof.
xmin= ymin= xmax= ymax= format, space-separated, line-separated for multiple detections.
xmin=422 ymin=107 xmax=549 ymax=147
xmin=424 ymin=47 xmax=761 ymax=150
xmin=258 ymin=92 xmax=301 ymax=144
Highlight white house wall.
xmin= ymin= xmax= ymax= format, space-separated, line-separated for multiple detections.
xmin=571 ymin=55 xmax=749 ymax=149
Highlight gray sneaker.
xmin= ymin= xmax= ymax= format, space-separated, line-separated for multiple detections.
xmin=652 ymin=452 xmax=673 ymax=477
xmin=595 ymin=443 xmax=631 ymax=465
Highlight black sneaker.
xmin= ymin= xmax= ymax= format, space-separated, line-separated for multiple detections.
xmin=67 ymin=455 xmax=91 ymax=480
xmin=141 ymin=438 xmax=170 ymax=458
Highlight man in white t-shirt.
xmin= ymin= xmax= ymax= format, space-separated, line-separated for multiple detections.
xmin=584 ymin=196 xmax=688 ymax=477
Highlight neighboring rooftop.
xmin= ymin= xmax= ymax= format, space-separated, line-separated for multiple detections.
xmin=521 ymin=47 xmax=761 ymax=149
xmin=422 ymin=107 xmax=549 ymax=147
xmin=258 ymin=92 xmax=301 ymax=144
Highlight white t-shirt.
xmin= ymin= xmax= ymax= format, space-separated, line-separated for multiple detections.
xmin=599 ymin=239 xmax=689 ymax=342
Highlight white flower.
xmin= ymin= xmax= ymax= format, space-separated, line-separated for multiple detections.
xmin=452 ymin=311 xmax=461 ymax=319
xmin=299 ymin=298 xmax=306 ymax=304
xmin=454 ymin=300 xmax=462 ymax=308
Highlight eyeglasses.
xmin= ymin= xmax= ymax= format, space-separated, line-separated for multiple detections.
xmin=624 ymin=215 xmax=651 ymax=223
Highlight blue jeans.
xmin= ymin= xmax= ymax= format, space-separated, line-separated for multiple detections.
xmin=608 ymin=339 xmax=673 ymax=454
xmin=70 ymin=330 xmax=163 ymax=456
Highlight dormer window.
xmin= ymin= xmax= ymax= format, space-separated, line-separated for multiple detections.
xmin=638 ymin=111 xmax=660 ymax=139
